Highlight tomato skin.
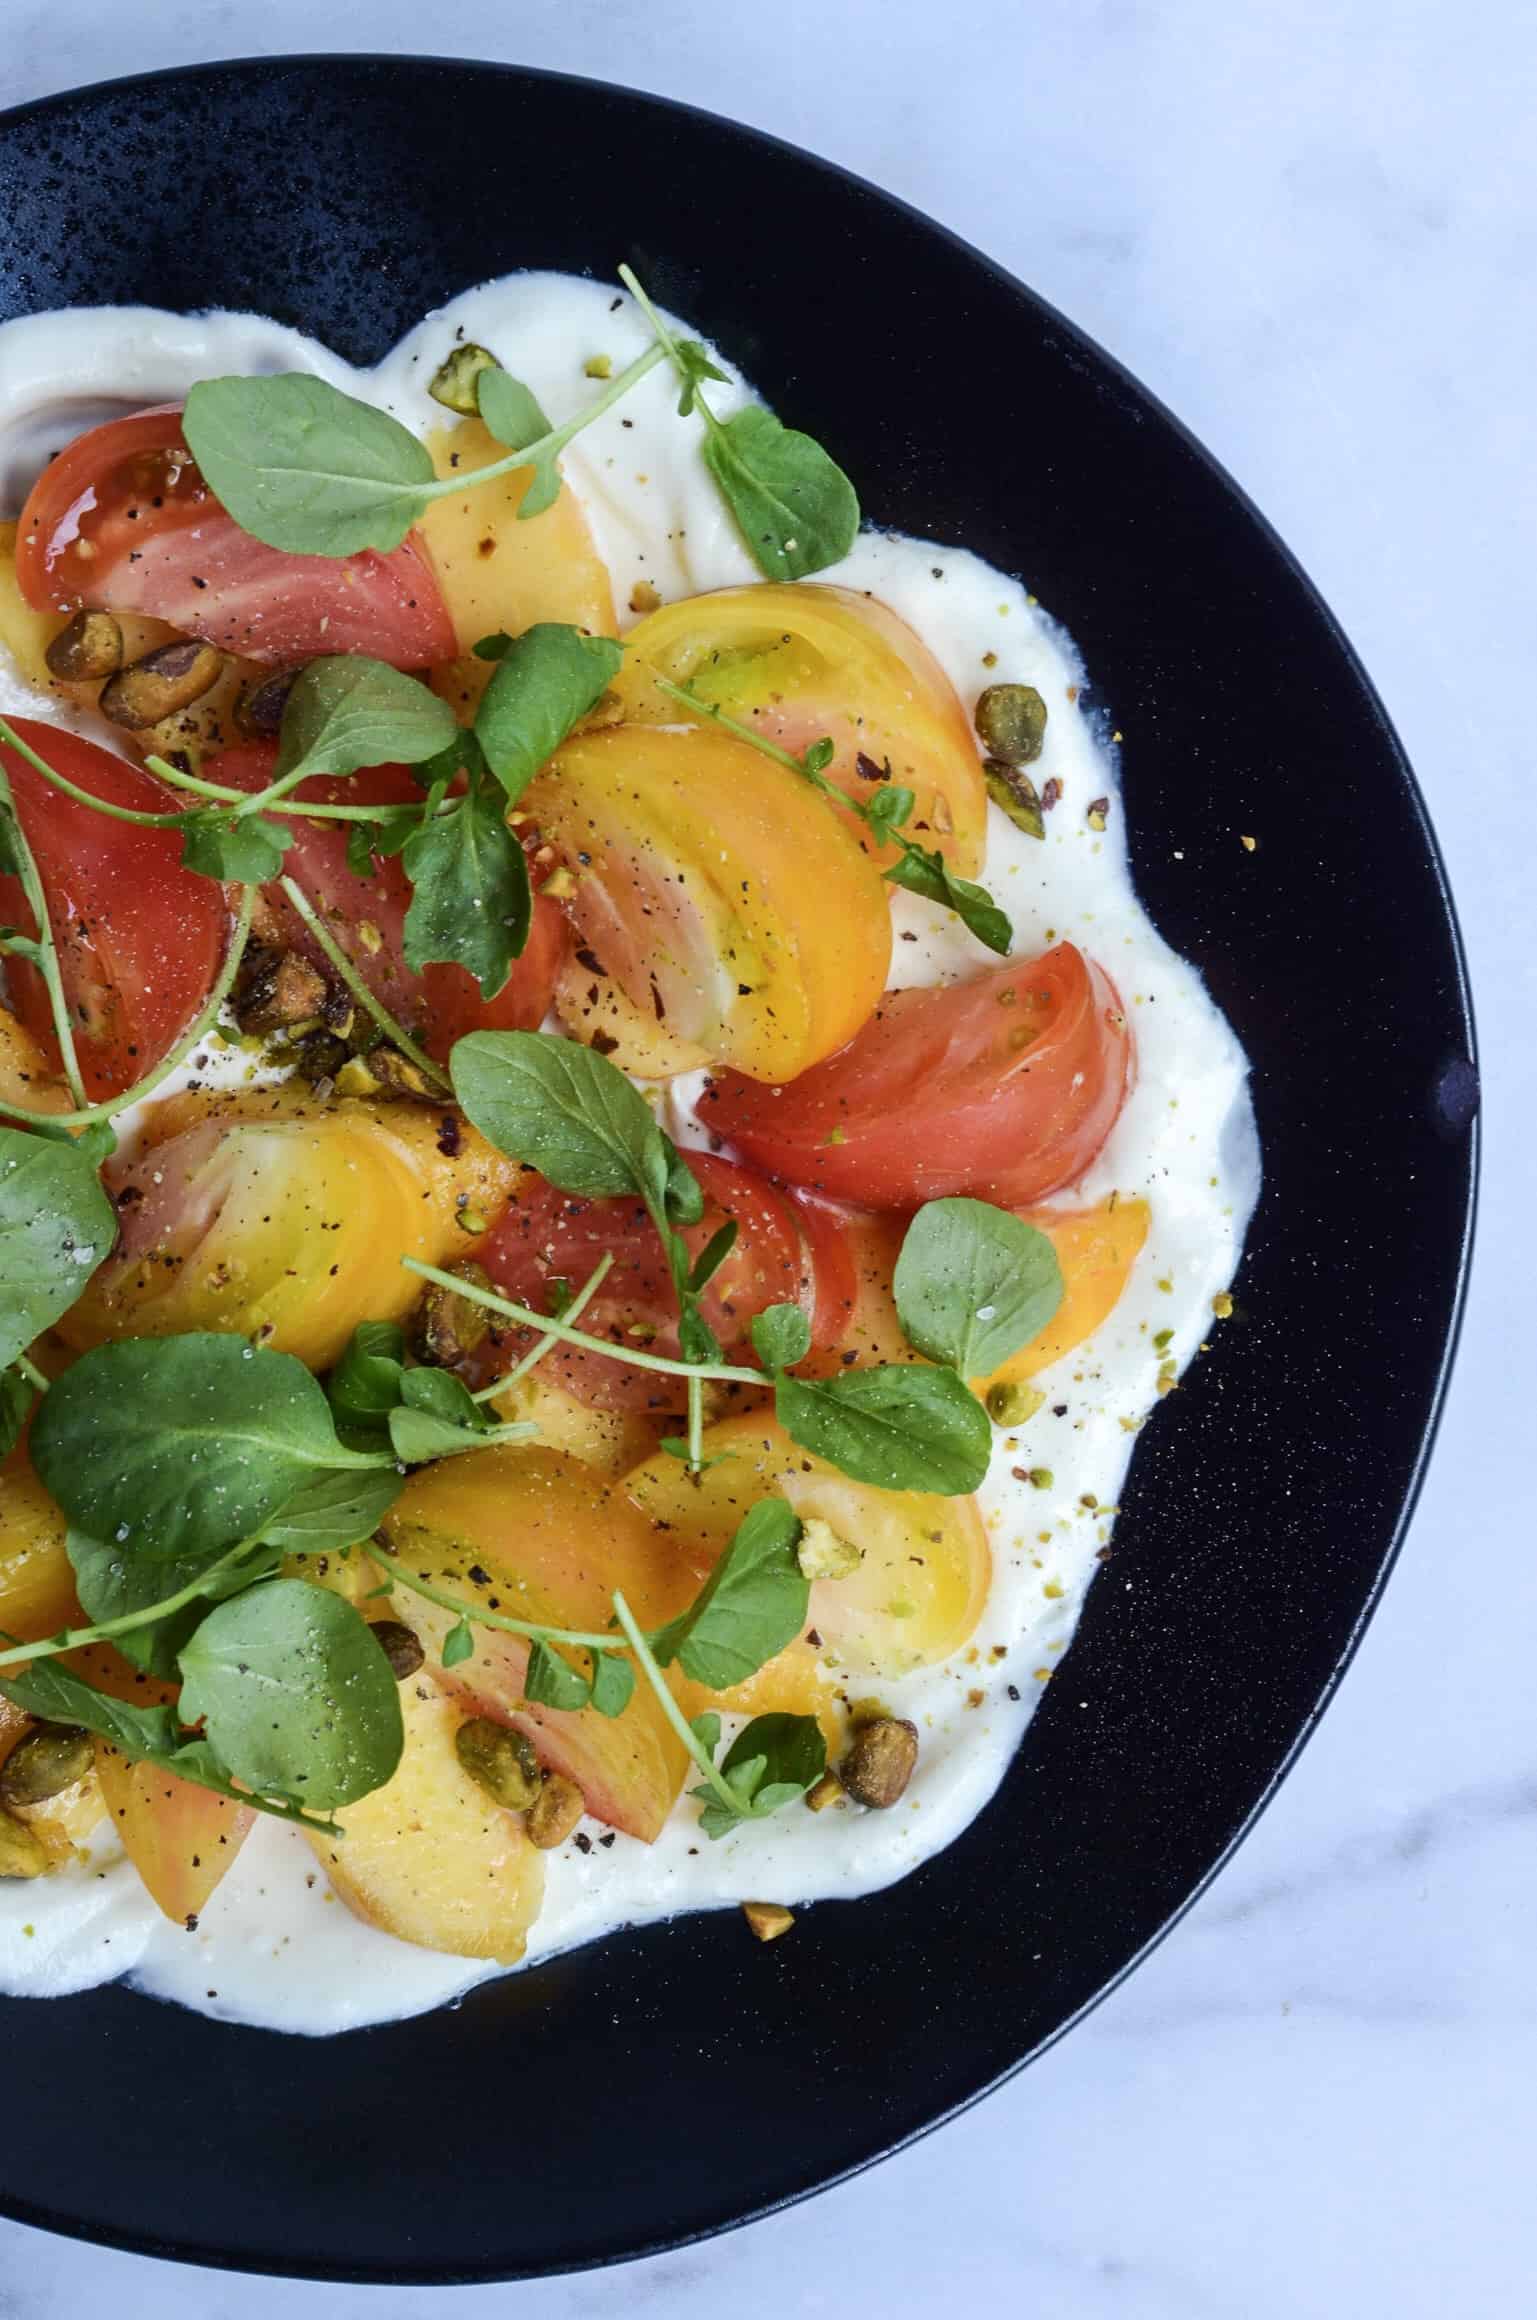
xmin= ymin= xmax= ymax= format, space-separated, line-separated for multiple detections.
xmin=15 ymin=407 xmax=454 ymax=668
xmin=0 ymin=720 xmax=227 ymax=1100
xmin=209 ymin=742 xmax=567 ymax=1063
xmin=701 ymin=943 xmax=1133 ymax=1210
xmin=474 ymin=1151 xmax=835 ymax=1411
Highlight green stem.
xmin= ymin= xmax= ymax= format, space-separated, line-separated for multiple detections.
xmin=12 ymin=1352 xmax=48 ymax=1394
xmin=143 ymin=754 xmax=247 ymax=805
xmin=0 ymin=717 xmax=186 ymax=828
xmin=0 ymin=1533 xmax=266 ymax=1672
xmin=401 ymin=1257 xmax=763 ymax=1387
xmin=0 ymin=732 xmax=90 ymax=1106
xmin=610 ymin=1588 xmax=738 ymax=1811
xmin=374 ymin=1552 xmax=619 ymax=1654
xmin=144 ymin=752 xmax=429 ymax=829
xmin=415 ymin=340 xmax=669 ymax=507
xmin=471 ymin=1250 xmax=615 ymax=1402
xmin=686 ymin=1372 xmax=706 ymax=1471
xmin=0 ymin=885 xmax=256 ymax=1131
xmin=650 ymin=673 xmax=841 ymax=797
xmin=276 ymin=877 xmax=451 ymax=1091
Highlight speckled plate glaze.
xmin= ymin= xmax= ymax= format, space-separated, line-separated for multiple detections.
xmin=0 ymin=54 xmax=1476 ymax=2283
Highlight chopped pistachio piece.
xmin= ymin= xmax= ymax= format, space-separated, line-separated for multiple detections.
xmin=527 ymin=1773 xmax=586 ymax=1850
xmin=841 ymin=1717 xmax=918 ymax=1809
xmin=429 ymin=342 xmax=499 ymax=416
xmin=742 ymin=1901 xmax=795 ymax=1943
xmin=796 ymin=1517 xmax=863 ymax=1582
xmin=985 ymin=1381 xmax=1045 ymax=1426
xmin=983 ymin=758 xmax=1045 ymax=840
xmin=455 ymin=1718 xmax=541 ymax=1811
xmin=369 ymin=1620 xmax=425 ymax=1682
xmin=804 ymin=1770 xmax=846 ymax=1813
xmin=0 ymin=1809 xmax=50 ymax=1880
xmin=0 ymin=1724 xmax=93 ymax=1809
xmin=44 ymin=608 xmax=123 ymax=682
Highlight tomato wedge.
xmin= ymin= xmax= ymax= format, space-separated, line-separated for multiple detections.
xmin=474 ymin=1151 xmax=834 ymax=1411
xmin=16 ymin=407 xmax=454 ymax=668
xmin=700 ymin=943 xmax=1133 ymax=1209
xmin=209 ymin=742 xmax=567 ymax=1064
xmin=0 ymin=720 xmax=227 ymax=1101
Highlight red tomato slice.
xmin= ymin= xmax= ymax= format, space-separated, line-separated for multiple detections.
xmin=474 ymin=1151 xmax=820 ymax=1411
xmin=700 ymin=943 xmax=1133 ymax=1209
xmin=16 ymin=407 xmax=454 ymax=668
xmin=209 ymin=743 xmax=567 ymax=1065
xmin=0 ymin=720 xmax=228 ymax=1101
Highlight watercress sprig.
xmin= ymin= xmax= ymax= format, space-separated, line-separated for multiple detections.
xmin=648 ymin=676 xmax=1013 ymax=955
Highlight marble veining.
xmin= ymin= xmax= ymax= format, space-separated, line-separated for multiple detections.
xmin=2 ymin=4 xmax=1533 ymax=2314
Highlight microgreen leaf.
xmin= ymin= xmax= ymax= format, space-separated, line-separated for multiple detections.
xmin=662 ymin=1140 xmax=706 ymax=1227
xmin=524 ymin=1636 xmax=592 ymax=1712
xmin=326 ymin=1320 xmax=407 ymax=1443
xmin=687 ymin=1218 xmax=738 ymax=1293
xmin=182 ymin=373 xmax=438 ymax=555
xmin=694 ymin=1713 xmax=826 ymax=1839
xmin=401 ymin=782 xmax=531 ymax=997
xmin=451 ymin=1028 xmax=677 ymax=1208
xmin=178 ymin=1580 xmax=404 ymax=1809
xmin=864 ymin=782 xmax=916 ymax=833
xmin=476 ymin=367 xmax=553 ymax=451
xmin=442 ymin=1618 xmax=475 ymax=1668
xmin=670 ymin=339 xmax=730 ymax=416
xmin=177 ymin=809 xmax=293 ymax=884
xmin=773 ymin=1363 xmax=991 ymax=1495
xmin=386 ymin=1367 xmax=510 ymax=1464
xmin=275 ymin=656 xmax=458 ymax=786
xmin=884 ymin=843 xmax=1013 ymax=955
xmin=0 ymin=1365 xmax=33 ymax=1460
xmin=31 ymin=1334 xmax=388 ymax=1562
xmin=473 ymin=623 xmax=624 ymax=807
xmin=0 ymin=1127 xmax=117 ymax=1370
xmin=699 ymin=403 xmax=859 ymax=582
xmin=647 ymin=1499 xmax=808 ymax=1691
xmin=750 ymin=1302 xmax=812 ymax=1371
xmin=256 ymin=1465 xmax=406 ymax=1557
xmin=894 ymin=1199 xmax=1064 ymax=1377
xmin=588 ymin=1651 xmax=636 ymax=1718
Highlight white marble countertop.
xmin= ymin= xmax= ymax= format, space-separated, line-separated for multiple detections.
xmin=2 ymin=5 xmax=1532 ymax=2313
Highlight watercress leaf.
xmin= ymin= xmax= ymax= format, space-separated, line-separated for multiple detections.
xmin=865 ymin=782 xmax=916 ymax=833
xmin=662 ymin=1138 xmax=705 ymax=1227
xmin=475 ymin=366 xmax=553 ymax=451
xmin=401 ymin=786 xmax=531 ymax=997
xmin=442 ymin=1617 xmax=475 ymax=1668
xmin=524 ymin=1637 xmax=592 ymax=1711
xmin=472 ymin=632 xmax=515 ymax=662
xmin=327 ymin=1320 xmax=407 ymax=1441
xmin=588 ymin=1651 xmax=635 ymax=1718
xmin=160 ymin=1736 xmax=341 ymax=1834
xmin=648 ymin=1498 xmax=808 ymax=1690
xmin=893 ymin=1197 xmax=1065 ymax=1377
xmin=0 ymin=1126 xmax=117 ymax=1370
xmin=452 ymin=1029 xmax=670 ymax=1204
xmin=177 ymin=808 xmax=293 ymax=884
xmin=67 ymin=1527 xmax=277 ymax=1679
xmin=659 ymin=1437 xmax=733 ymax=1471
xmin=722 ymin=1751 xmax=768 ymax=1809
xmin=884 ymin=844 xmax=1012 ymax=956
xmin=473 ymin=623 xmax=624 ymax=807
xmin=258 ymin=1465 xmax=405 ymax=1557
xmin=515 ymin=460 xmax=563 ymax=521
xmin=276 ymin=655 xmax=458 ymax=784
xmin=686 ymin=1218 xmax=738 ymax=1295
xmin=696 ymin=1796 xmax=742 ymax=1841
xmin=0 ymin=1365 xmax=32 ymax=1459
xmin=386 ymin=1367 xmax=518 ymax=1464
xmin=177 ymin=1579 xmax=404 ymax=1808
xmin=676 ymin=1304 xmax=722 ymax=1368
xmin=182 ymin=374 xmax=436 ymax=557
xmin=721 ymin=1711 xmax=826 ymax=1805
xmin=750 ymin=1301 xmax=812 ymax=1371
xmin=32 ymin=1333 xmax=381 ymax=1561
xmin=386 ymin=1407 xmax=482 ymax=1466
xmin=690 ymin=1711 xmax=722 ymax=1755
xmin=774 ymin=1362 xmax=991 ymax=1495
xmin=672 ymin=338 xmax=730 ymax=416
xmin=0 ymin=1656 xmax=183 ymax=1757
xmin=700 ymin=403 xmax=859 ymax=582
xmin=345 ymin=820 xmax=387 ymax=877
xmin=801 ymin=737 xmax=836 ymax=778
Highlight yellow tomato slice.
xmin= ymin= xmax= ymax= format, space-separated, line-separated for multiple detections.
xmin=0 ymin=1003 xmax=69 ymax=1116
xmin=420 ymin=420 xmax=617 ymax=717
xmin=529 ymin=723 xmax=892 ymax=1082
xmin=624 ymin=1411 xmax=990 ymax=1682
xmin=60 ymin=1086 xmax=519 ymax=1369
xmin=610 ymin=583 xmax=987 ymax=874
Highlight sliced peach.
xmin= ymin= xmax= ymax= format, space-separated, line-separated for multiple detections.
xmin=94 ymin=1744 xmax=254 ymax=1926
xmin=61 ymin=1084 xmax=520 ymax=1369
xmin=378 ymin=1447 xmax=690 ymax=1842
xmin=0 ymin=1448 xmax=77 ymax=1642
xmin=420 ymin=418 xmax=617 ymax=719
xmin=610 ymin=583 xmax=988 ymax=873
xmin=305 ymin=1666 xmax=545 ymax=1963
xmin=527 ymin=723 xmax=892 ymax=1082
xmin=624 ymin=1411 xmax=990 ymax=1681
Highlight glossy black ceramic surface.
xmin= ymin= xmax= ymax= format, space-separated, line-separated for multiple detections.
xmin=0 ymin=55 xmax=1475 ymax=2282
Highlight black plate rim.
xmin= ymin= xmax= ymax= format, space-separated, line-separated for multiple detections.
xmin=0 ymin=52 xmax=1478 ymax=2283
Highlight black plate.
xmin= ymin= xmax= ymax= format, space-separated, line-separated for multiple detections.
xmin=0 ymin=55 xmax=1476 ymax=2283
